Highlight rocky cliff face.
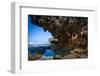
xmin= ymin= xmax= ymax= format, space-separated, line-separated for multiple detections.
xmin=29 ymin=15 xmax=88 ymax=58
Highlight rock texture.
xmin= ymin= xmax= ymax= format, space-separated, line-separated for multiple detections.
xmin=29 ymin=15 xmax=88 ymax=59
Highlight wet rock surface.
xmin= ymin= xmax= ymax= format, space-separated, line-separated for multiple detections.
xmin=40 ymin=55 xmax=53 ymax=60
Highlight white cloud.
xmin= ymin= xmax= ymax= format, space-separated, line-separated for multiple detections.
xmin=28 ymin=41 xmax=50 ymax=44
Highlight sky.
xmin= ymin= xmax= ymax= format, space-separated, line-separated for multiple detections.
xmin=28 ymin=15 xmax=53 ymax=44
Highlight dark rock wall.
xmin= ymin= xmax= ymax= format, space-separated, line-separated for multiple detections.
xmin=29 ymin=15 xmax=88 ymax=56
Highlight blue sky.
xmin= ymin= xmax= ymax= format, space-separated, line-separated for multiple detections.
xmin=28 ymin=15 xmax=53 ymax=44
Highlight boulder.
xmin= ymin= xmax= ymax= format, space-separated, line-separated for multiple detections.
xmin=40 ymin=55 xmax=53 ymax=60
xmin=54 ymin=55 xmax=62 ymax=59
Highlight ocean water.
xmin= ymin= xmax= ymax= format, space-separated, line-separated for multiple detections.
xmin=28 ymin=44 xmax=56 ymax=56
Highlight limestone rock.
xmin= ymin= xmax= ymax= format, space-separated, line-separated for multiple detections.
xmin=40 ymin=55 xmax=53 ymax=60
xmin=28 ymin=53 xmax=42 ymax=60
xmin=54 ymin=55 xmax=62 ymax=59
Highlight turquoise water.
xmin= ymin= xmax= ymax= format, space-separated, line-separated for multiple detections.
xmin=28 ymin=45 xmax=56 ymax=57
xmin=44 ymin=49 xmax=55 ymax=56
